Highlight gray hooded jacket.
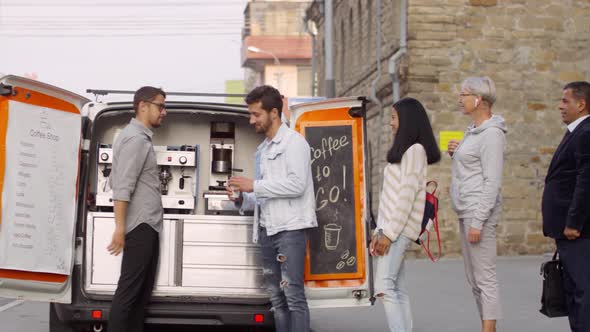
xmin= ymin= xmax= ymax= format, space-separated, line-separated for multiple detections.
xmin=450 ymin=115 xmax=507 ymax=229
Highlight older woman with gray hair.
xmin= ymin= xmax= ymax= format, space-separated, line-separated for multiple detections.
xmin=448 ymin=76 xmax=506 ymax=332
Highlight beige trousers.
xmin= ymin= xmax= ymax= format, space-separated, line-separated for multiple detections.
xmin=459 ymin=210 xmax=503 ymax=321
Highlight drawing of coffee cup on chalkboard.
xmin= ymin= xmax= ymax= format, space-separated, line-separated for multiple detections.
xmin=324 ymin=223 xmax=342 ymax=250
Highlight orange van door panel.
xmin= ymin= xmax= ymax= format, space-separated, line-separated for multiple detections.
xmin=0 ymin=75 xmax=88 ymax=303
xmin=291 ymin=97 xmax=374 ymax=308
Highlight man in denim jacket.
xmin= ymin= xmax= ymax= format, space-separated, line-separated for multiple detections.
xmin=228 ymin=85 xmax=317 ymax=332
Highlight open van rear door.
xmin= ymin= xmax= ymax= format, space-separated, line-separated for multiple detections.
xmin=0 ymin=75 xmax=88 ymax=303
xmin=290 ymin=96 xmax=375 ymax=308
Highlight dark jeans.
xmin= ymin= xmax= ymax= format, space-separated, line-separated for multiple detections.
xmin=557 ymin=238 xmax=590 ymax=332
xmin=108 ymin=223 xmax=160 ymax=332
xmin=259 ymin=227 xmax=310 ymax=332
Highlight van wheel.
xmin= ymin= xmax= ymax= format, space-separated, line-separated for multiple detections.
xmin=49 ymin=303 xmax=75 ymax=332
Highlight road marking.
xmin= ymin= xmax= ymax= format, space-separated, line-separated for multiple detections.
xmin=0 ymin=300 xmax=25 ymax=312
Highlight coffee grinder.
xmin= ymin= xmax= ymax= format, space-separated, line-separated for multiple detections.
xmin=208 ymin=121 xmax=235 ymax=190
xmin=204 ymin=121 xmax=244 ymax=215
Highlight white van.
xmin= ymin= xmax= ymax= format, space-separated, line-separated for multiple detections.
xmin=0 ymin=75 xmax=375 ymax=332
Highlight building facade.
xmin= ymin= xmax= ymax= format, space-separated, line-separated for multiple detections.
xmin=307 ymin=0 xmax=590 ymax=257
xmin=241 ymin=0 xmax=314 ymax=97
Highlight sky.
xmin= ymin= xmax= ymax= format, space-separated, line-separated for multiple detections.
xmin=0 ymin=0 xmax=250 ymax=101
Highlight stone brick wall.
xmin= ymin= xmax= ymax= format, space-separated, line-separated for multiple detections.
xmin=309 ymin=0 xmax=590 ymax=257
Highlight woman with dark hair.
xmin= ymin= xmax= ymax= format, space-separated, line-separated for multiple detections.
xmin=370 ymin=97 xmax=441 ymax=331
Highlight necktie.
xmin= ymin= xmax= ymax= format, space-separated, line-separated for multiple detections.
xmin=548 ymin=129 xmax=572 ymax=176
xmin=558 ymin=129 xmax=571 ymax=147
xmin=554 ymin=129 xmax=571 ymax=157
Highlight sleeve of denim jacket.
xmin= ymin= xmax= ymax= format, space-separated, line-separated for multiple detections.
xmin=238 ymin=191 xmax=256 ymax=214
xmin=253 ymin=133 xmax=311 ymax=199
xmin=111 ymin=136 xmax=150 ymax=202
xmin=472 ymin=128 xmax=505 ymax=229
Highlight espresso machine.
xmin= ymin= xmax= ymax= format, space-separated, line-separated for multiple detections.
xmin=203 ymin=122 xmax=243 ymax=215
xmin=155 ymin=145 xmax=199 ymax=212
xmin=95 ymin=144 xmax=199 ymax=213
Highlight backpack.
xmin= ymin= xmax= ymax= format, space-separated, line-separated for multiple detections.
xmin=415 ymin=181 xmax=441 ymax=262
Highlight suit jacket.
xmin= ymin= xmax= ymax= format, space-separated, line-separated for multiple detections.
xmin=542 ymin=116 xmax=590 ymax=239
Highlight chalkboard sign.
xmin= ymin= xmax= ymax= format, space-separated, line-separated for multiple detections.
xmin=305 ymin=125 xmax=358 ymax=276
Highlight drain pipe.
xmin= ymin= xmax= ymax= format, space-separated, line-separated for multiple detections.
xmin=370 ymin=0 xmax=384 ymax=185
xmin=304 ymin=17 xmax=319 ymax=96
xmin=367 ymin=0 xmax=383 ymax=306
xmin=389 ymin=0 xmax=407 ymax=103
xmin=369 ymin=0 xmax=383 ymax=114
xmin=325 ymin=0 xmax=335 ymax=98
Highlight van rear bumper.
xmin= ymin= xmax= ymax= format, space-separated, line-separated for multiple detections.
xmin=52 ymin=301 xmax=274 ymax=327
xmin=55 ymin=265 xmax=274 ymax=328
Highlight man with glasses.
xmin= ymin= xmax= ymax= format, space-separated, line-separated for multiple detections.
xmin=107 ymin=86 xmax=167 ymax=332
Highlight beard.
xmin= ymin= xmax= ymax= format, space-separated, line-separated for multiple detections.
xmin=151 ymin=117 xmax=163 ymax=128
xmin=255 ymin=118 xmax=272 ymax=134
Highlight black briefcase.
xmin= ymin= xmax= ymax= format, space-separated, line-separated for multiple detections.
xmin=539 ymin=251 xmax=568 ymax=317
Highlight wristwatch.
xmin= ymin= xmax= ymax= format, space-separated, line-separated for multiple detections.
xmin=377 ymin=228 xmax=383 ymax=241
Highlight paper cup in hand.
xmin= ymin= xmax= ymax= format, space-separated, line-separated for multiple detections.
xmin=230 ymin=185 xmax=240 ymax=199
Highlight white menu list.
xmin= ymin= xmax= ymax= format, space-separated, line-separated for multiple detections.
xmin=0 ymin=100 xmax=81 ymax=275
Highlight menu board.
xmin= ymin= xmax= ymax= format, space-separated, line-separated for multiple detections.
xmin=0 ymin=100 xmax=81 ymax=275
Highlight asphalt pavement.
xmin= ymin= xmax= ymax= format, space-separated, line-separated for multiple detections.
xmin=1 ymin=256 xmax=569 ymax=331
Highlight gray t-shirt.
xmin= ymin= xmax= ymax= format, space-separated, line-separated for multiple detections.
xmin=110 ymin=118 xmax=163 ymax=234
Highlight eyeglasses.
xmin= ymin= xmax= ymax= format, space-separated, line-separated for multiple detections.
xmin=459 ymin=93 xmax=476 ymax=98
xmin=143 ymin=100 xmax=166 ymax=111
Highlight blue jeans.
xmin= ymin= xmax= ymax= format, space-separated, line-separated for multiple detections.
xmin=259 ymin=227 xmax=310 ymax=332
xmin=374 ymin=235 xmax=413 ymax=332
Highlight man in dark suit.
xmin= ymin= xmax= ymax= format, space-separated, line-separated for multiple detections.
xmin=542 ymin=81 xmax=590 ymax=332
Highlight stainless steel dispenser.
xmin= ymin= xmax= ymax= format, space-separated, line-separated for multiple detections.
xmin=211 ymin=146 xmax=232 ymax=175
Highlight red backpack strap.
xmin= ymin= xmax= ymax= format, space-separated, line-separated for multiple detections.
xmin=422 ymin=181 xmax=441 ymax=262
xmin=426 ymin=180 xmax=438 ymax=194
xmin=421 ymin=214 xmax=441 ymax=261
